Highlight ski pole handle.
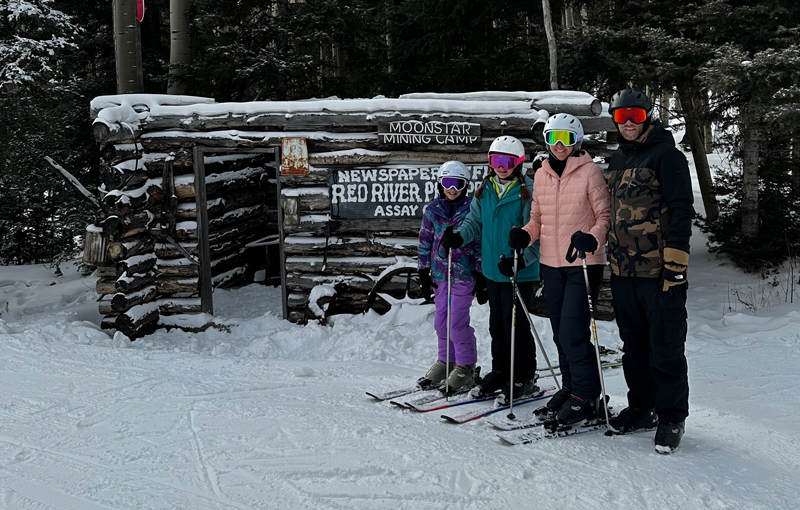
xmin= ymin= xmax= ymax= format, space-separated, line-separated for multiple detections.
xmin=565 ymin=242 xmax=586 ymax=264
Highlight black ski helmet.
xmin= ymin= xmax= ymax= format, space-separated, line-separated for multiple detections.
xmin=609 ymin=88 xmax=653 ymax=131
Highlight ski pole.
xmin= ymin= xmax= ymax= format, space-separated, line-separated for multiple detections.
xmin=514 ymin=286 xmax=560 ymax=390
xmin=567 ymin=243 xmax=615 ymax=433
xmin=507 ymin=250 xmax=519 ymax=420
xmin=445 ymin=249 xmax=452 ymax=400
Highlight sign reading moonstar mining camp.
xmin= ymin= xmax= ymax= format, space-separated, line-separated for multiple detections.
xmin=378 ymin=121 xmax=481 ymax=145
xmin=330 ymin=165 xmax=486 ymax=218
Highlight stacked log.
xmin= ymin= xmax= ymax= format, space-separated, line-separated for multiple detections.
xmin=201 ymin=152 xmax=279 ymax=294
xmin=94 ymin=141 xmax=280 ymax=336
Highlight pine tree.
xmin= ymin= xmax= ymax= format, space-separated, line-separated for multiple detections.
xmin=0 ymin=1 xmax=112 ymax=265
xmin=559 ymin=0 xmax=800 ymax=267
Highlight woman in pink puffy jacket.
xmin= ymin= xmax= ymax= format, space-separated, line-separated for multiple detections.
xmin=507 ymin=113 xmax=611 ymax=426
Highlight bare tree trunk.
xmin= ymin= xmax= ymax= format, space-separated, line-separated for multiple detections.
xmin=703 ymin=125 xmax=714 ymax=154
xmin=274 ymin=0 xmax=289 ymax=99
xmin=168 ymin=0 xmax=193 ymax=95
xmin=661 ymin=91 xmax=671 ymax=128
xmin=113 ymin=0 xmax=143 ymax=93
xmin=699 ymin=91 xmax=714 ymax=153
xmin=741 ymin=126 xmax=760 ymax=240
xmin=793 ymin=136 xmax=800 ymax=199
xmin=385 ymin=1 xmax=393 ymax=77
xmin=334 ymin=42 xmax=343 ymax=79
xmin=677 ymin=85 xmax=719 ymax=222
xmin=542 ymin=0 xmax=558 ymax=90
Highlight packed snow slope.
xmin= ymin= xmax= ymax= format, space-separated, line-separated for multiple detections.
xmin=1 ymin=151 xmax=799 ymax=509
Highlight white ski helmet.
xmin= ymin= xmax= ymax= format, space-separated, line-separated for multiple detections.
xmin=488 ymin=135 xmax=525 ymax=157
xmin=543 ymin=113 xmax=584 ymax=154
xmin=438 ymin=160 xmax=471 ymax=181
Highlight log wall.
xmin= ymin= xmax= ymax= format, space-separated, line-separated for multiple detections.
xmin=91 ymin=92 xmax=615 ymax=333
xmin=94 ymin=137 xmax=279 ymax=337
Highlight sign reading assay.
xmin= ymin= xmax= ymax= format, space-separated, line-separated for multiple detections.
xmin=330 ymin=165 xmax=486 ymax=218
xmin=378 ymin=121 xmax=481 ymax=145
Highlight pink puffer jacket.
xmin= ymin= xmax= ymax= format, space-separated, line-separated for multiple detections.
xmin=522 ymin=151 xmax=611 ymax=268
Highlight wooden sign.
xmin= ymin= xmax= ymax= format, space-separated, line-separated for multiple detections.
xmin=378 ymin=121 xmax=481 ymax=146
xmin=330 ymin=164 xmax=486 ymax=218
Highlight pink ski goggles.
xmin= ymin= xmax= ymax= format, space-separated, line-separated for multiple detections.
xmin=488 ymin=153 xmax=525 ymax=170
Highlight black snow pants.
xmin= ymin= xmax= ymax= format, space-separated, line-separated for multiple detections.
xmin=610 ymin=274 xmax=689 ymax=423
xmin=485 ymin=279 xmax=537 ymax=380
xmin=540 ymin=264 xmax=604 ymax=400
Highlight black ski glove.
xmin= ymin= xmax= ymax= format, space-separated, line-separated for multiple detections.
xmin=472 ymin=271 xmax=488 ymax=305
xmin=570 ymin=231 xmax=598 ymax=254
xmin=497 ymin=255 xmax=526 ymax=278
xmin=661 ymin=247 xmax=689 ymax=292
xmin=508 ymin=226 xmax=531 ymax=252
xmin=418 ymin=268 xmax=435 ymax=301
xmin=440 ymin=225 xmax=464 ymax=253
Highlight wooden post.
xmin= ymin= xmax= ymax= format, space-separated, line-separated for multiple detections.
xmin=193 ymin=146 xmax=214 ymax=314
xmin=161 ymin=160 xmax=177 ymax=233
xmin=276 ymin=147 xmax=289 ymax=321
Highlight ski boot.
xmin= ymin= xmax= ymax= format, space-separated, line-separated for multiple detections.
xmin=555 ymin=394 xmax=599 ymax=426
xmin=654 ymin=421 xmax=685 ymax=455
xmin=469 ymin=369 xmax=506 ymax=398
xmin=608 ymin=406 xmax=658 ymax=435
xmin=440 ymin=364 xmax=477 ymax=394
xmin=531 ymin=387 xmax=571 ymax=422
xmin=417 ymin=360 xmax=453 ymax=390
xmin=496 ymin=377 xmax=540 ymax=405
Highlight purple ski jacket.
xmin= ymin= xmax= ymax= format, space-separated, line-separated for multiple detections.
xmin=418 ymin=196 xmax=482 ymax=284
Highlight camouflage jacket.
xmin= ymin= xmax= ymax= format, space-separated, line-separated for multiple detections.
xmin=606 ymin=121 xmax=695 ymax=277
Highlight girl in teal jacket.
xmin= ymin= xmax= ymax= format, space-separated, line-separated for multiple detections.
xmin=441 ymin=136 xmax=541 ymax=402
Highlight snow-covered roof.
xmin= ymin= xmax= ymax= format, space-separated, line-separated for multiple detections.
xmin=90 ymin=91 xmax=612 ymax=138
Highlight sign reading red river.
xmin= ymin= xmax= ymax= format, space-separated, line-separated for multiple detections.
xmin=330 ymin=165 xmax=485 ymax=218
xmin=328 ymin=120 xmax=485 ymax=218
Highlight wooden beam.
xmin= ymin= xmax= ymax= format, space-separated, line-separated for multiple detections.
xmin=192 ymin=146 xmax=213 ymax=314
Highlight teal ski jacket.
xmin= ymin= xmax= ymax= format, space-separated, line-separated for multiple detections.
xmin=456 ymin=175 xmax=540 ymax=283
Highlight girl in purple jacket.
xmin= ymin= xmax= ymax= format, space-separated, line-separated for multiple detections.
xmin=417 ymin=161 xmax=486 ymax=393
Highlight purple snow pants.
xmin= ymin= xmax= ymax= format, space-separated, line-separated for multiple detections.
xmin=433 ymin=280 xmax=477 ymax=365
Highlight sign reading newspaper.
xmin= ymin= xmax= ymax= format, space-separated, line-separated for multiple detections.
xmin=378 ymin=121 xmax=481 ymax=146
xmin=330 ymin=164 xmax=486 ymax=218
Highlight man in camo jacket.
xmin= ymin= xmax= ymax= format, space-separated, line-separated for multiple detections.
xmin=604 ymin=89 xmax=696 ymax=455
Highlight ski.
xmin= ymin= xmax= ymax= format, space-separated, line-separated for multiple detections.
xmin=440 ymin=390 xmax=555 ymax=424
xmin=366 ymin=385 xmax=429 ymax=401
xmin=388 ymin=388 xmax=455 ymax=408
xmin=486 ymin=405 xmax=553 ymax=431
xmin=404 ymin=389 xmax=496 ymax=412
xmin=491 ymin=395 xmax=614 ymax=431
xmin=374 ymin=367 xmax=484 ymax=405
xmin=496 ymin=419 xmax=609 ymax=445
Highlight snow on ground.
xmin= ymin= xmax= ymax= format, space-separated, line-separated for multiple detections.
xmin=1 ymin=147 xmax=800 ymax=509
